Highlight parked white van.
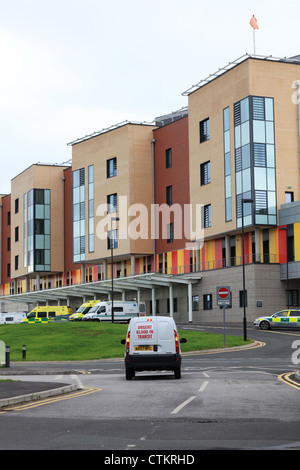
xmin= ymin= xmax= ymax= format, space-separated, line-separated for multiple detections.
xmin=82 ymin=300 xmax=146 ymax=323
xmin=0 ymin=312 xmax=27 ymax=324
xmin=121 ymin=316 xmax=187 ymax=380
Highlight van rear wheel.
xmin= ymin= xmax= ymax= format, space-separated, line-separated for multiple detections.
xmin=126 ymin=368 xmax=134 ymax=380
xmin=174 ymin=368 xmax=181 ymax=379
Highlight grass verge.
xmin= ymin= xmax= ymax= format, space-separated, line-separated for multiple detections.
xmin=0 ymin=322 xmax=252 ymax=362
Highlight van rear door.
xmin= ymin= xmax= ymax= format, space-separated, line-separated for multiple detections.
xmin=156 ymin=319 xmax=176 ymax=355
xmin=131 ymin=318 xmax=157 ymax=355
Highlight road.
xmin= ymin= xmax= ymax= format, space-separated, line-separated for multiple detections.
xmin=0 ymin=324 xmax=300 ymax=452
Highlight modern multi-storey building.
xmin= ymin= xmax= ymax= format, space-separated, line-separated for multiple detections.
xmin=1 ymin=53 xmax=299 ymax=323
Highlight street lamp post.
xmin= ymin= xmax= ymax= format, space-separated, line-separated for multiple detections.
xmin=110 ymin=217 xmax=120 ymax=323
xmin=279 ymin=227 xmax=289 ymax=308
xmin=241 ymin=198 xmax=253 ymax=341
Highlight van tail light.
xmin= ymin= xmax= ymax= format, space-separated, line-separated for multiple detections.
xmin=174 ymin=330 xmax=180 ymax=354
xmin=125 ymin=331 xmax=130 ymax=355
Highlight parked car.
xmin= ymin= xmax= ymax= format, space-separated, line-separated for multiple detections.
xmin=253 ymin=309 xmax=300 ymax=330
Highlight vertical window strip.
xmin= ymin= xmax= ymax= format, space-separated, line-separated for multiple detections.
xmin=88 ymin=165 xmax=94 ymax=253
xmin=223 ymin=107 xmax=232 ymax=221
xmin=73 ymin=168 xmax=86 ymax=262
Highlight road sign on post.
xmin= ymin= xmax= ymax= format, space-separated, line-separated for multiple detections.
xmin=216 ymin=286 xmax=231 ymax=307
xmin=216 ymin=286 xmax=231 ymax=346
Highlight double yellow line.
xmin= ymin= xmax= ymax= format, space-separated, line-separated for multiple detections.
xmin=1 ymin=387 xmax=102 ymax=413
xmin=278 ymin=372 xmax=300 ymax=390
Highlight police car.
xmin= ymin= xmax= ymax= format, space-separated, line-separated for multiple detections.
xmin=253 ymin=309 xmax=300 ymax=330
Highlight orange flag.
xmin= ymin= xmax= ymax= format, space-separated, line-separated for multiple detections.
xmin=250 ymin=15 xmax=259 ymax=29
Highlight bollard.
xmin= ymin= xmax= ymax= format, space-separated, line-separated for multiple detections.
xmin=5 ymin=345 xmax=10 ymax=368
xmin=22 ymin=344 xmax=26 ymax=360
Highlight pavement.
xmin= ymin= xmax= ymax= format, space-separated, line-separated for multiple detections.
xmin=0 ymin=363 xmax=79 ymax=408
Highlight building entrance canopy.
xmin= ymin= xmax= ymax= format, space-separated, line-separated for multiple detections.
xmin=1 ymin=273 xmax=201 ymax=322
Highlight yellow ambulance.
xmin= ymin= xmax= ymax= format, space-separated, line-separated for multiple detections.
xmin=23 ymin=306 xmax=72 ymax=323
xmin=69 ymin=300 xmax=100 ymax=321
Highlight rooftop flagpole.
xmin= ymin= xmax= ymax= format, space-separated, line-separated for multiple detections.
xmin=250 ymin=14 xmax=259 ymax=56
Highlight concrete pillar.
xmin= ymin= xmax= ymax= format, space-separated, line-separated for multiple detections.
xmin=131 ymin=255 xmax=135 ymax=276
xmin=137 ymin=288 xmax=141 ymax=304
xmin=255 ymin=228 xmax=261 ymax=263
xmin=225 ymin=235 xmax=231 ymax=267
xmin=102 ymin=260 xmax=107 ymax=280
xmin=169 ymin=284 xmax=174 ymax=318
xmin=188 ymin=281 xmax=193 ymax=323
xmin=151 ymin=286 xmax=156 ymax=316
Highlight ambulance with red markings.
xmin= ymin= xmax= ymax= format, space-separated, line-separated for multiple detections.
xmin=121 ymin=316 xmax=187 ymax=380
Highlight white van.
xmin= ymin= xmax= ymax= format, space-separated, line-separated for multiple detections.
xmin=121 ymin=316 xmax=187 ymax=380
xmin=82 ymin=300 xmax=146 ymax=323
xmin=0 ymin=312 xmax=27 ymax=324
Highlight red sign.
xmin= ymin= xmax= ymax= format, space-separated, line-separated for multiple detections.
xmin=218 ymin=287 xmax=229 ymax=299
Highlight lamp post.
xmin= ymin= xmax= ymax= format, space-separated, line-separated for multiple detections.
xmin=110 ymin=217 xmax=120 ymax=323
xmin=279 ymin=227 xmax=289 ymax=309
xmin=241 ymin=198 xmax=253 ymax=341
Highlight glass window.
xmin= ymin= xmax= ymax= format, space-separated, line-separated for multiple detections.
xmin=107 ymin=157 xmax=117 ymax=178
xmin=224 ymin=153 xmax=231 ymax=176
xmin=225 ymin=175 xmax=231 ymax=198
xmin=253 ymin=120 xmax=265 ymax=143
xmin=236 ymin=171 xmax=242 ymax=194
xmin=235 ymin=125 xmax=241 ymax=148
xmin=255 ymin=167 xmax=267 ymax=190
xmin=267 ymin=145 xmax=275 ymax=167
xmin=166 ymin=148 xmax=172 ymax=168
xmin=204 ymin=204 xmax=211 ymax=228
xmin=200 ymin=118 xmax=210 ymax=143
xmin=240 ymin=97 xmax=249 ymax=123
xmin=241 ymin=122 xmax=250 ymax=146
xmin=35 ymin=205 xmax=44 ymax=219
xmin=200 ymin=161 xmax=211 ymax=185
xmin=166 ymin=186 xmax=172 ymax=205
xmin=107 ymin=193 xmax=117 ymax=213
xmin=268 ymin=191 xmax=276 ymax=214
xmin=223 ymin=107 xmax=230 ymax=131
xmin=252 ymin=96 xmax=265 ymax=120
xmin=265 ymin=98 xmax=274 ymax=121
xmin=254 ymin=143 xmax=266 ymax=167
xmin=224 ymin=130 xmax=230 ymax=153
xmin=267 ymin=168 xmax=276 ymax=190
xmin=225 ymin=198 xmax=232 ymax=221
xmin=266 ymin=121 xmax=274 ymax=144
xmin=242 ymin=168 xmax=251 ymax=193
xmin=242 ymin=144 xmax=251 ymax=169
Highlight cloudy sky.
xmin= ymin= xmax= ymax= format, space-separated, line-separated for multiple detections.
xmin=1 ymin=0 xmax=299 ymax=194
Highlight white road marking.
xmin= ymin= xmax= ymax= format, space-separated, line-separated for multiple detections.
xmin=198 ymin=380 xmax=209 ymax=393
xmin=170 ymin=396 xmax=196 ymax=414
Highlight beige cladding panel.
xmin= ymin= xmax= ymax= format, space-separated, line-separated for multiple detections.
xmin=188 ymin=58 xmax=300 ymax=239
xmin=248 ymin=59 xmax=300 ymax=206
xmin=10 ymin=165 xmax=65 ymax=278
xmin=72 ymin=124 xmax=155 ymax=262
xmin=188 ymin=60 xmax=251 ymax=238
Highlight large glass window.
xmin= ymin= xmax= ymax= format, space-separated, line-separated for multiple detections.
xmin=234 ymin=96 xmax=276 ymax=227
xmin=73 ymin=168 xmax=85 ymax=262
xmin=26 ymin=189 xmax=51 ymax=273
xmin=88 ymin=165 xmax=94 ymax=253
xmin=223 ymin=107 xmax=232 ymax=221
